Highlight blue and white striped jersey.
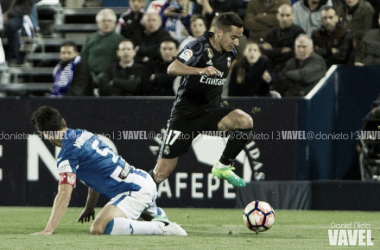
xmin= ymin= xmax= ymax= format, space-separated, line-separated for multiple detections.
xmin=56 ymin=129 xmax=147 ymax=199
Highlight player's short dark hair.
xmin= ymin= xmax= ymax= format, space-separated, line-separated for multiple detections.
xmin=61 ymin=41 xmax=78 ymax=52
xmin=119 ymin=39 xmax=136 ymax=49
xmin=31 ymin=106 xmax=66 ymax=132
xmin=215 ymin=12 xmax=243 ymax=32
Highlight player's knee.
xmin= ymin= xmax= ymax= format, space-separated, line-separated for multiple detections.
xmin=235 ymin=110 xmax=253 ymax=129
xmin=90 ymin=222 xmax=104 ymax=235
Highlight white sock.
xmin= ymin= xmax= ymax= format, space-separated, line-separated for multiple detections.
xmin=215 ymin=161 xmax=230 ymax=169
xmin=104 ymin=218 xmax=162 ymax=235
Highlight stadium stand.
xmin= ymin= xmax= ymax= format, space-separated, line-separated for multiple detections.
xmin=59 ymin=7 xmax=129 ymax=24
xmin=0 ymin=5 xmax=127 ymax=96
xmin=0 ymin=83 xmax=52 ymax=95
xmin=53 ymin=24 xmax=98 ymax=37
xmin=25 ymin=52 xmax=60 ymax=65
xmin=2 ymin=38 xmax=85 ymax=53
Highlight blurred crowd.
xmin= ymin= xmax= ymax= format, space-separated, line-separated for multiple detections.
xmin=1 ymin=0 xmax=379 ymax=97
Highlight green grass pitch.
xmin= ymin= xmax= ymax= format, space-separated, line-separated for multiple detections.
xmin=0 ymin=207 xmax=378 ymax=249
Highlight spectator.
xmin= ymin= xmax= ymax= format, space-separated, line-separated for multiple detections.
xmin=228 ymin=42 xmax=276 ymax=97
xmin=29 ymin=0 xmax=41 ymax=34
xmin=1 ymin=0 xmax=33 ymax=66
xmin=132 ymin=12 xmax=172 ymax=63
xmin=81 ymin=9 xmax=124 ymax=86
xmin=194 ymin=0 xmax=240 ymax=30
xmin=312 ymin=6 xmax=353 ymax=68
xmin=337 ymin=0 xmax=374 ymax=42
xmin=144 ymin=38 xmax=178 ymax=95
xmin=261 ymin=3 xmax=305 ymax=72
xmin=244 ymin=0 xmax=291 ymax=43
xmin=354 ymin=13 xmax=380 ymax=66
xmin=99 ymin=39 xmax=148 ymax=96
xmin=367 ymin=0 xmax=380 ymax=28
xmin=293 ymin=0 xmax=333 ymax=36
xmin=159 ymin=0 xmax=195 ymax=42
xmin=278 ymin=34 xmax=327 ymax=96
xmin=117 ymin=0 xmax=146 ymax=40
xmin=331 ymin=0 xmax=344 ymax=14
xmin=51 ymin=41 xmax=93 ymax=97
xmin=179 ymin=14 xmax=207 ymax=51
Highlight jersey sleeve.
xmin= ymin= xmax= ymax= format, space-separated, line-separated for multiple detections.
xmin=57 ymin=159 xmax=78 ymax=187
xmin=177 ymin=40 xmax=204 ymax=67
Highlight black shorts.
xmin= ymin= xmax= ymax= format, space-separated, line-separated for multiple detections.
xmin=159 ymin=107 xmax=236 ymax=159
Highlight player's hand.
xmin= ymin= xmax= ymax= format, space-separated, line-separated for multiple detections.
xmin=200 ymin=66 xmax=222 ymax=77
xmin=77 ymin=208 xmax=95 ymax=223
xmin=31 ymin=230 xmax=53 ymax=235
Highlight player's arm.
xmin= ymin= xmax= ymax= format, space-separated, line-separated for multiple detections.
xmin=32 ymin=182 xmax=74 ymax=235
xmin=168 ymin=59 xmax=221 ymax=77
xmin=77 ymin=187 xmax=100 ymax=223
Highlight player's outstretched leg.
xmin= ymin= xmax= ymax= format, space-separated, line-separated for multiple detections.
xmin=212 ymin=161 xmax=246 ymax=187
xmin=103 ymin=218 xmax=187 ymax=236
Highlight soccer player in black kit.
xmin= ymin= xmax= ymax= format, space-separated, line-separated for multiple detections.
xmin=151 ymin=12 xmax=253 ymax=187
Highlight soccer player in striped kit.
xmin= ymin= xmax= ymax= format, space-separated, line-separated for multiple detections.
xmin=31 ymin=106 xmax=186 ymax=236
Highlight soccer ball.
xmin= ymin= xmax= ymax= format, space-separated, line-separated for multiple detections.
xmin=243 ymin=200 xmax=275 ymax=233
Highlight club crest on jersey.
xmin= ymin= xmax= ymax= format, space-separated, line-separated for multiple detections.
xmin=227 ymin=57 xmax=231 ymax=68
xmin=164 ymin=146 xmax=170 ymax=155
xmin=179 ymin=49 xmax=193 ymax=62
xmin=206 ymin=48 xmax=214 ymax=59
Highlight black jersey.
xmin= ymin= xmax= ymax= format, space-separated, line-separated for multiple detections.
xmin=170 ymin=32 xmax=237 ymax=121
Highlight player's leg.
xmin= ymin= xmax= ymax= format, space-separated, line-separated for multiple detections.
xmin=90 ymin=204 xmax=126 ymax=234
xmin=91 ymin=204 xmax=171 ymax=235
xmin=218 ymin=109 xmax=254 ymax=161
xmin=91 ymin=178 xmax=160 ymax=235
xmin=140 ymin=175 xmax=168 ymax=222
xmin=150 ymin=120 xmax=195 ymax=184
xmin=152 ymin=157 xmax=178 ymax=184
xmin=212 ymin=109 xmax=253 ymax=187
xmin=91 ymin=179 xmax=186 ymax=236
